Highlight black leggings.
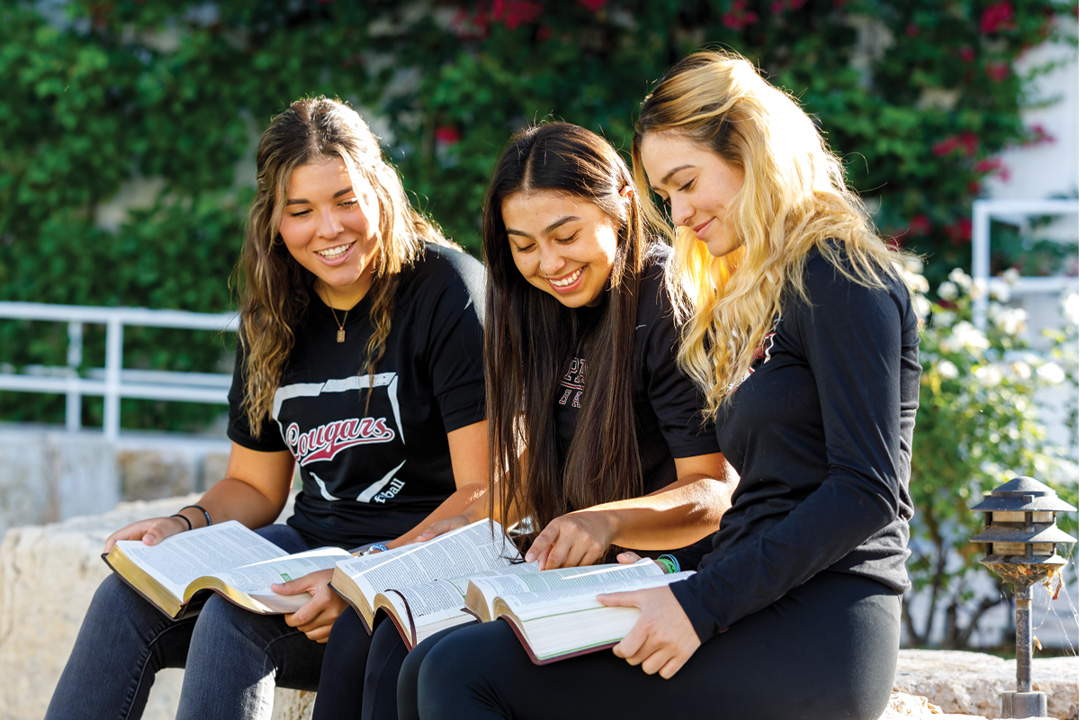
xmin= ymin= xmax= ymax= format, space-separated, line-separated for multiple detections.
xmin=311 ymin=610 xmax=409 ymax=720
xmin=411 ymin=572 xmax=901 ymax=720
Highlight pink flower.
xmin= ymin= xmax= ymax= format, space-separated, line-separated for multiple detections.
xmin=946 ymin=218 xmax=972 ymax=245
xmin=959 ymin=46 xmax=975 ymax=62
xmin=771 ymin=1 xmax=785 ymax=13
xmin=435 ymin=126 xmax=462 ymax=146
xmin=577 ymin=0 xmax=608 ymax=12
xmin=933 ymin=133 xmax=978 ymax=158
xmin=536 ymin=24 xmax=552 ymax=41
xmin=958 ymin=132 xmax=978 ymax=157
xmin=1025 ymin=124 xmax=1056 ymax=146
xmin=906 ymin=23 xmax=919 ymax=37
xmin=909 ymin=215 xmax=932 ymax=236
xmin=493 ymin=0 xmax=543 ymax=30
xmin=986 ymin=63 xmax=1010 ymax=82
xmin=980 ymin=2 xmax=1014 ymax=34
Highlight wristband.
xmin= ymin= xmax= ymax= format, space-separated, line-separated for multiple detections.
xmin=180 ymin=504 xmax=212 ymax=528
xmin=657 ymin=554 xmax=680 ymax=574
xmin=362 ymin=542 xmax=389 ymax=556
xmin=170 ymin=513 xmax=193 ymax=532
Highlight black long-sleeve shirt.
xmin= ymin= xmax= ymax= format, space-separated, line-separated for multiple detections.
xmin=671 ymin=248 xmax=921 ymax=640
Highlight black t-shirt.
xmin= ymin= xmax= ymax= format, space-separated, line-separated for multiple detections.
xmin=555 ymin=247 xmax=719 ymax=500
xmin=227 ymin=244 xmax=487 ymax=549
xmin=670 ymin=247 xmax=921 ymax=640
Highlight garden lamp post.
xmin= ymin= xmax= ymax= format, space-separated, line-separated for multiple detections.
xmin=970 ymin=476 xmax=1076 ymax=719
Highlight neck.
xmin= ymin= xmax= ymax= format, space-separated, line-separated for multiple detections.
xmin=316 ymin=271 xmax=374 ymax=311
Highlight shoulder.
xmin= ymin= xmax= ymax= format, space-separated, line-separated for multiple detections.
xmin=399 ymin=243 xmax=486 ymax=304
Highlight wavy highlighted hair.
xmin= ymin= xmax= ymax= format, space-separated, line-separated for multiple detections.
xmin=237 ymin=96 xmax=448 ymax=434
xmin=632 ymin=50 xmax=905 ymax=416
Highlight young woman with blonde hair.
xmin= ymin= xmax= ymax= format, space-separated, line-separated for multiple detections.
xmin=414 ymin=50 xmax=919 ymax=720
xmin=46 ymin=96 xmax=489 ymax=720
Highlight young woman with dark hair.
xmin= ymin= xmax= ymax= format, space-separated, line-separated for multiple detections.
xmin=311 ymin=121 xmax=732 ymax=720
xmin=44 ymin=96 xmax=489 ymax=720
xmin=412 ymin=50 xmax=920 ymax=720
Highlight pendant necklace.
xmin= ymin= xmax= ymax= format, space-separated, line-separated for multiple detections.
xmin=330 ymin=305 xmax=349 ymax=343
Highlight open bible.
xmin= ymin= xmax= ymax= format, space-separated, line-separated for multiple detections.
xmin=102 ymin=520 xmax=352 ymax=619
xmin=328 ymin=519 xmax=524 ymax=647
xmin=467 ymin=565 xmax=695 ymax=664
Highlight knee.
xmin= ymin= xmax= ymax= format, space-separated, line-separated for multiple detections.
xmin=189 ymin=595 xmax=256 ymax=651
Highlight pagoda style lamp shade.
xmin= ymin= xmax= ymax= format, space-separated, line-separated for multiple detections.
xmin=970 ymin=476 xmax=1077 ymax=719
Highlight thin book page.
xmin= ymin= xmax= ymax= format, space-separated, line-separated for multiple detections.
xmin=205 ymin=546 xmax=353 ymax=605
xmin=111 ymin=520 xmax=285 ymax=599
xmin=334 ymin=520 xmax=519 ymax=601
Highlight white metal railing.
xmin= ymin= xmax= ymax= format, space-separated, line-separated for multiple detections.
xmin=971 ymin=198 xmax=1080 ymax=329
xmin=0 ymin=302 xmax=239 ymax=442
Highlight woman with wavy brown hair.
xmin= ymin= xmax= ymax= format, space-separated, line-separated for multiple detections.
xmin=45 ymin=96 xmax=489 ymax=720
xmin=414 ymin=51 xmax=919 ymax=720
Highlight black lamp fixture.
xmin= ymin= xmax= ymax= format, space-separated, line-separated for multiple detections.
xmin=971 ymin=475 xmax=1076 ymax=719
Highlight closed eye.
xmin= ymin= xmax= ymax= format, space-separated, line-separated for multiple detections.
xmin=554 ymin=232 xmax=579 ymax=244
xmin=288 ymin=208 xmax=312 ymax=217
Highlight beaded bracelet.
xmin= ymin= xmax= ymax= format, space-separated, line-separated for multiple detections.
xmin=180 ymin=504 xmax=213 ymax=528
xmin=170 ymin=513 xmax=193 ymax=531
xmin=657 ymin=554 xmax=680 ymax=574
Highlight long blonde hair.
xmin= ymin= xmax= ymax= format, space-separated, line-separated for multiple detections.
xmin=632 ymin=50 xmax=903 ymax=416
xmin=237 ymin=96 xmax=448 ymax=434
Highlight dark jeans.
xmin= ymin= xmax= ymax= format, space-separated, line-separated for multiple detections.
xmin=44 ymin=525 xmax=326 ymax=720
xmin=411 ymin=571 xmax=901 ymax=720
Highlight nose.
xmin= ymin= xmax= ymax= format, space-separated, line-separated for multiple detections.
xmin=537 ymin=242 xmax=565 ymax=277
xmin=670 ymin=195 xmax=693 ymax=227
xmin=316 ymin=208 xmax=344 ymax=239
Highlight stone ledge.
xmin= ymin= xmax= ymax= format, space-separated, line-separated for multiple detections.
xmin=1 ymin=497 xmax=1076 ymax=720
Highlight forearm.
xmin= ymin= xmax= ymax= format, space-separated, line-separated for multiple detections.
xmin=385 ymin=481 xmax=488 ymax=548
xmin=176 ymin=476 xmax=288 ymax=530
xmin=579 ymin=473 xmax=734 ymax=551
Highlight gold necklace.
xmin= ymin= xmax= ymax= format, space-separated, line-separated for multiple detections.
xmin=329 ymin=305 xmax=349 ymax=343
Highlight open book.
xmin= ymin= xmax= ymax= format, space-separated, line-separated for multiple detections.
xmin=103 ymin=520 xmax=352 ymax=619
xmin=469 ymin=566 xmax=695 ymax=664
xmin=329 ymin=519 xmax=522 ymax=646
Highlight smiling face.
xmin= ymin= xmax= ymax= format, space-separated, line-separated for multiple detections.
xmin=501 ymin=190 xmax=620 ymax=308
xmin=639 ymin=131 xmax=745 ymax=258
xmin=277 ymin=156 xmax=382 ymax=308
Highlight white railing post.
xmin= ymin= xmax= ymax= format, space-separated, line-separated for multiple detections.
xmin=103 ymin=317 xmax=123 ymax=443
xmin=65 ymin=321 xmax=83 ymax=432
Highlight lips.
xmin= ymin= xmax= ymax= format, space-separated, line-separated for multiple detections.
xmin=316 ymin=241 xmax=354 ymax=261
xmin=547 ymin=266 xmax=584 ymax=290
xmin=693 ymin=218 xmax=714 ymax=239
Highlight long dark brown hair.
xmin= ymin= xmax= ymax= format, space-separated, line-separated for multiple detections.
xmin=483 ymin=122 xmax=653 ymax=538
xmin=237 ymin=96 xmax=449 ymax=434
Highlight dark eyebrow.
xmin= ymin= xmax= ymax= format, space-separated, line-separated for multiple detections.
xmin=651 ymin=164 xmax=694 ymax=193
xmin=285 ymin=187 xmax=354 ymax=206
xmin=506 ymin=215 xmax=579 ymax=238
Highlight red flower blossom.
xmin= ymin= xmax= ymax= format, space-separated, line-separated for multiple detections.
xmin=536 ymin=24 xmax=552 ymax=41
xmin=933 ymin=132 xmax=979 ymax=159
xmin=1024 ymin=123 xmax=1056 ymax=146
xmin=986 ymin=63 xmax=1010 ymax=82
xmin=968 ymin=180 xmax=983 ymax=194
xmin=493 ymin=0 xmax=543 ymax=30
xmin=906 ymin=23 xmax=919 ymax=37
xmin=577 ymin=0 xmax=608 ymax=12
xmin=771 ymin=1 xmax=785 ymax=13
xmin=980 ymin=2 xmax=1014 ymax=34
xmin=908 ymin=214 xmax=932 ymax=236
xmin=959 ymin=46 xmax=975 ymax=62
xmin=435 ymin=126 xmax=462 ymax=146
xmin=945 ymin=217 xmax=972 ymax=245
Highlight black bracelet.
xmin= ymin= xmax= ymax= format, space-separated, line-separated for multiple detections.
xmin=180 ymin=504 xmax=212 ymax=528
xmin=170 ymin=513 xmax=193 ymax=531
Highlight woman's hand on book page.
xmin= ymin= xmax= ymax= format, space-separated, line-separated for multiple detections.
xmin=525 ymin=510 xmax=615 ymax=570
xmin=273 ymin=568 xmax=348 ymax=643
xmin=409 ymin=513 xmax=471 ymax=544
xmin=600 ymin=585 xmax=700 ymax=679
xmin=103 ymin=516 xmax=190 ymax=553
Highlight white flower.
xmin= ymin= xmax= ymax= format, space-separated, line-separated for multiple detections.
xmin=1063 ymin=292 xmax=1079 ymax=328
xmin=974 ymin=364 xmax=1004 ymax=386
xmin=989 ymin=305 xmax=1027 ymax=336
xmin=938 ymin=281 xmax=959 ymax=301
xmin=914 ymin=296 xmax=932 ymax=320
xmin=937 ymin=360 xmax=959 ymax=379
xmin=1009 ymin=361 xmax=1032 ymax=380
xmin=971 ymin=278 xmax=987 ymax=301
xmin=948 ymin=268 xmax=972 ymax=290
xmin=988 ymin=278 xmax=1011 ymax=303
xmin=935 ymin=309 xmax=956 ymax=327
xmin=898 ymin=264 xmax=930 ymax=294
xmin=940 ymin=321 xmax=990 ymax=354
xmin=1002 ymin=268 xmax=1020 ymax=285
xmin=1036 ymin=362 xmax=1066 ymax=384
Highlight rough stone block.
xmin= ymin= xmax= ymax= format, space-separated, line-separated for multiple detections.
xmin=119 ymin=449 xmax=198 ymax=501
